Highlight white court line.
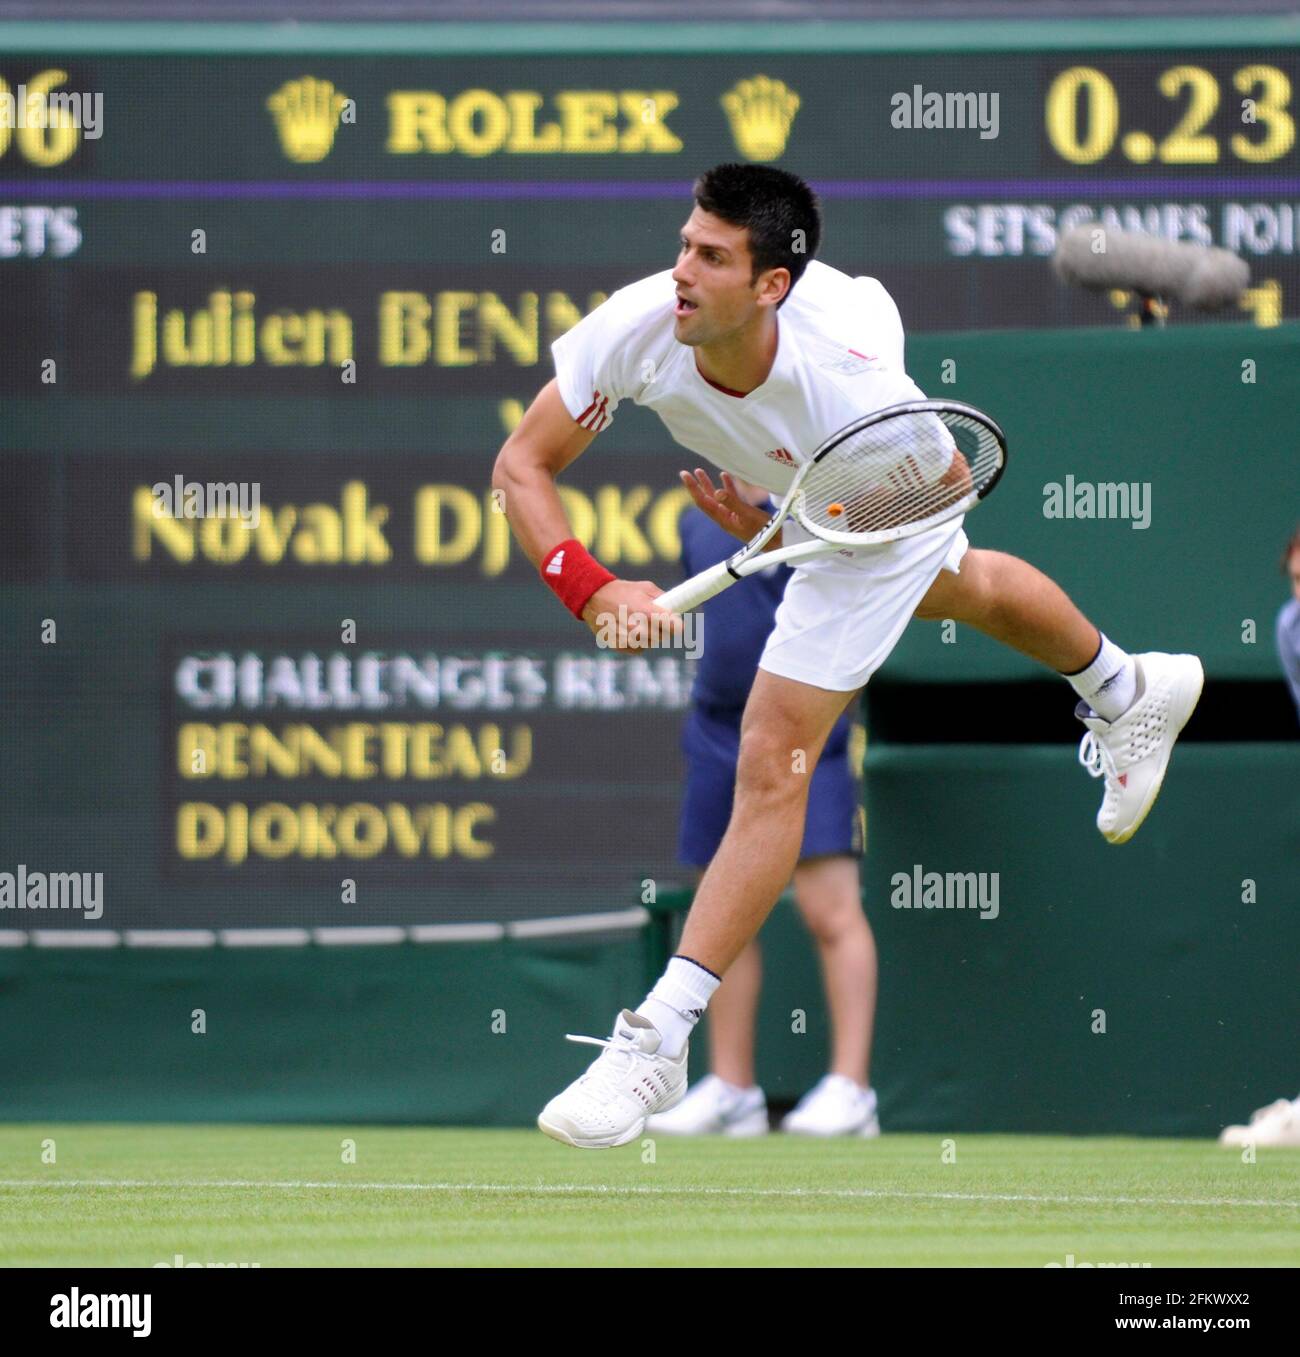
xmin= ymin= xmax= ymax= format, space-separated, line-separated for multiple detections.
xmin=0 ymin=1180 xmax=1294 ymax=1210
xmin=0 ymin=912 xmax=648 ymax=948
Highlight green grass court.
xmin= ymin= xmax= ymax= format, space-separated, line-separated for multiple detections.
xmin=1 ymin=1125 xmax=1296 ymax=1268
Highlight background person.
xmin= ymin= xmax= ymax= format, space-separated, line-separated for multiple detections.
xmin=1276 ymin=525 xmax=1300 ymax=724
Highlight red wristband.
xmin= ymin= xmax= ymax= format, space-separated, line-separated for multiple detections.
xmin=540 ymin=538 xmax=616 ymax=619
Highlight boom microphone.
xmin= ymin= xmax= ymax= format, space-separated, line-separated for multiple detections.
xmin=1053 ymin=225 xmax=1250 ymax=319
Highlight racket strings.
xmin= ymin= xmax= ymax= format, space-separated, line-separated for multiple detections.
xmin=800 ymin=412 xmax=1002 ymax=539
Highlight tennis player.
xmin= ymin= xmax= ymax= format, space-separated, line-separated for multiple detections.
xmin=492 ymin=163 xmax=1204 ymax=1149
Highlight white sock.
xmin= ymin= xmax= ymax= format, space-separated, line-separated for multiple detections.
xmin=636 ymin=955 xmax=720 ymax=1059
xmin=1065 ymin=632 xmax=1137 ymax=722
xmin=716 ymin=1075 xmax=755 ymax=1096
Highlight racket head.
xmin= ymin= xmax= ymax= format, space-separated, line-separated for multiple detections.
xmin=790 ymin=399 xmax=1007 ymax=546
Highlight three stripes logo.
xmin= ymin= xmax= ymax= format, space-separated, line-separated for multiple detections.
xmin=545 ymin=550 xmax=565 ymax=576
xmin=577 ymin=389 xmax=611 ymax=432
xmin=766 ymin=447 xmax=795 ymax=466
xmin=882 ymin=453 xmax=928 ymax=495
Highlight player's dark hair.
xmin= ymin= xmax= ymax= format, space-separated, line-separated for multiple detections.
xmin=692 ymin=163 xmax=822 ymax=308
xmin=1282 ymin=524 xmax=1300 ymax=574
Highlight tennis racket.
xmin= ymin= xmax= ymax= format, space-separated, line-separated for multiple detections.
xmin=656 ymin=398 xmax=1006 ymax=614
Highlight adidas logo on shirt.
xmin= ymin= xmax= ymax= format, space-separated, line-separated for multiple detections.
xmin=819 ymin=347 xmax=881 ymax=375
xmin=577 ymin=389 xmax=612 ymax=432
xmin=765 ymin=447 xmax=795 ymax=466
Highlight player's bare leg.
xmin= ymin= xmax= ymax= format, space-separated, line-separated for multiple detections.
xmin=642 ymin=929 xmax=770 ymax=1137
xmin=913 ymin=547 xmax=1098 ymax=671
xmin=537 ymin=670 xmax=854 ymax=1149
xmin=651 ymin=853 xmax=881 ymax=1138
xmin=674 ymin=670 xmax=859 ymax=977
xmin=916 ymin=547 xmax=1203 ymax=844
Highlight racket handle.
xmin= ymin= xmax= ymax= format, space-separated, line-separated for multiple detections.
xmin=654 ymin=560 xmax=737 ymax=614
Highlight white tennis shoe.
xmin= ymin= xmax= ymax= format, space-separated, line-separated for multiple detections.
xmin=1218 ymin=1097 xmax=1300 ymax=1148
xmin=646 ymin=1073 xmax=769 ymax=1137
xmin=1076 ymin=652 xmax=1204 ymax=844
xmin=781 ymin=1074 xmax=880 ymax=1137
xmin=537 ymin=1009 xmax=688 ymax=1149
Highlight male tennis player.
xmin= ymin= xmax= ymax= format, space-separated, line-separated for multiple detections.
xmin=492 ymin=163 xmax=1204 ymax=1149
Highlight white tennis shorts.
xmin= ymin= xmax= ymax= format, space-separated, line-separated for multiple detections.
xmin=758 ymin=518 xmax=969 ymax=692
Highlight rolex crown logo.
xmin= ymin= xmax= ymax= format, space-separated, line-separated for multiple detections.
xmin=721 ymin=75 xmax=800 ymax=162
xmin=267 ymin=77 xmax=349 ymax=164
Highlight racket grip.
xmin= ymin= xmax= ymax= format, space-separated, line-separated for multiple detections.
xmin=654 ymin=560 xmax=736 ymax=614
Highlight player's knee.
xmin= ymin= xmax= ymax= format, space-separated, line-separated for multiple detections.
xmin=734 ymin=727 xmax=813 ymax=807
xmin=931 ymin=548 xmax=1000 ymax=625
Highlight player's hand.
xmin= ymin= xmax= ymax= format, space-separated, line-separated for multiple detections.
xmin=581 ymin=579 xmax=683 ymax=653
xmin=680 ymin=468 xmax=781 ymax=549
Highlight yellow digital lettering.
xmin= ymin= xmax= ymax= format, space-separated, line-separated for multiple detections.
xmin=18 ymin=69 xmax=79 ymax=166
xmin=618 ymin=91 xmax=682 ymax=152
xmin=556 ymin=486 xmax=596 ymax=545
xmin=595 ymin=485 xmax=653 ymax=564
xmin=414 ymin=485 xmax=481 ymax=565
xmin=556 ymin=91 xmax=619 ymax=152
xmin=130 ymin=291 xmax=157 ymax=378
xmin=249 ymin=724 xmax=301 ymax=778
xmin=261 ymin=312 xmax=303 ymax=365
xmin=134 ymin=485 xmax=194 ymax=561
xmin=177 ymin=724 xmax=216 ymax=777
xmin=434 ymin=291 xmax=478 ymax=366
xmin=378 ymin=291 xmax=432 ymax=365
xmin=648 ymin=486 xmax=693 ymax=560
xmin=386 ymin=91 xmax=451 ymax=153
xmin=176 ymin=803 xmax=226 ymax=860
xmin=336 ymin=803 xmax=387 ymax=857
xmin=447 ymin=89 xmax=511 ymax=157
xmin=477 ymin=291 xmax=538 ymax=365
xmin=504 ymin=91 xmax=562 ymax=152
xmin=249 ymin=802 xmax=297 ymax=859
xmin=454 ymin=803 xmax=495 ymax=858
xmin=292 ymin=503 xmax=344 ymax=564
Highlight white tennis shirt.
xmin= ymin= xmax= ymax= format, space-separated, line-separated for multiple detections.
xmin=549 ymin=259 xmax=960 ymax=577
xmin=550 ymin=258 xmax=927 ymax=498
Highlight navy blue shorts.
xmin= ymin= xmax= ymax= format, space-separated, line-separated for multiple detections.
xmin=677 ymin=704 xmax=862 ymax=868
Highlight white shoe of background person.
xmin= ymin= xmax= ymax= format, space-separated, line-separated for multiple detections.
xmin=1218 ymin=1096 xmax=1300 ymax=1148
xmin=781 ymin=1074 xmax=881 ymax=1137
xmin=1076 ymin=652 xmax=1204 ymax=844
xmin=537 ymin=1010 xmax=688 ymax=1149
xmin=645 ymin=1073 xmax=769 ymax=1137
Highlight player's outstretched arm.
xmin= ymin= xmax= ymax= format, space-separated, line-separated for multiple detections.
xmin=492 ymin=378 xmax=599 ymax=567
xmin=491 ymin=379 xmax=679 ymax=651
